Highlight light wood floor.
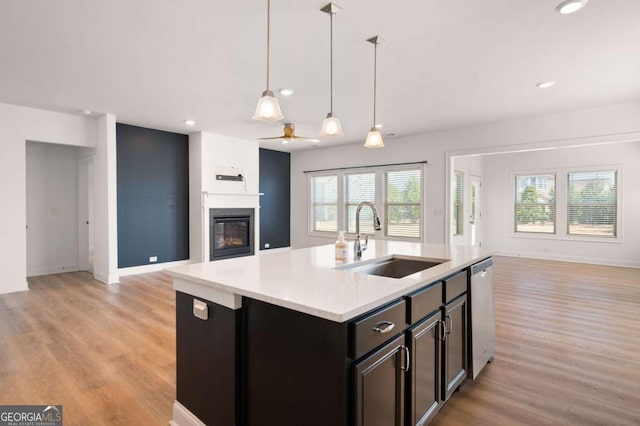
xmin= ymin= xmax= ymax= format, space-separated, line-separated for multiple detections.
xmin=0 ymin=257 xmax=639 ymax=425
xmin=0 ymin=271 xmax=176 ymax=425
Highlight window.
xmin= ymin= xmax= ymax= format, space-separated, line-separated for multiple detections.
xmin=568 ymin=170 xmax=617 ymax=237
xmin=514 ymin=174 xmax=556 ymax=234
xmin=385 ymin=169 xmax=421 ymax=238
xmin=308 ymin=165 xmax=424 ymax=240
xmin=345 ymin=173 xmax=376 ymax=234
xmin=310 ymin=175 xmax=337 ymax=232
xmin=453 ymin=171 xmax=464 ymax=236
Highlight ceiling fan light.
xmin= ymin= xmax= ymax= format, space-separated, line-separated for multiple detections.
xmin=253 ymin=90 xmax=284 ymax=122
xmin=320 ymin=113 xmax=343 ymax=137
xmin=364 ymin=128 xmax=384 ymax=148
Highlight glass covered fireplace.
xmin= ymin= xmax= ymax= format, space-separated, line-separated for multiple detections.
xmin=209 ymin=208 xmax=255 ymax=261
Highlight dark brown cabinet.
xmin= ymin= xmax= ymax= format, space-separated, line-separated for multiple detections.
xmin=442 ymin=294 xmax=468 ymax=401
xmin=407 ymin=311 xmax=441 ymax=426
xmin=175 ymin=262 xmax=484 ymax=426
xmin=354 ymin=334 xmax=408 ymax=426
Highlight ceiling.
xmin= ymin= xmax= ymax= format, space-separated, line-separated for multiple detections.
xmin=1 ymin=0 xmax=639 ymax=152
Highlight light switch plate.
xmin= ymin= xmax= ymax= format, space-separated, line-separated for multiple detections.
xmin=193 ymin=299 xmax=208 ymax=320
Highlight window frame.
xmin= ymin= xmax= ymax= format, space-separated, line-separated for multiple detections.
xmin=513 ymin=173 xmax=557 ymax=235
xmin=308 ymin=173 xmax=339 ymax=234
xmin=307 ymin=164 xmax=425 ymax=241
xmin=453 ymin=170 xmax=464 ymax=236
xmin=510 ymin=165 xmax=622 ymax=244
xmin=567 ymin=168 xmax=619 ymax=239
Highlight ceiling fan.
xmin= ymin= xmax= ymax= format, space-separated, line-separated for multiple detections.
xmin=258 ymin=123 xmax=320 ymax=144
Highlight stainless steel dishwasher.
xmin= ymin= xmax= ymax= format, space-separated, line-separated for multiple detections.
xmin=470 ymin=257 xmax=495 ymax=379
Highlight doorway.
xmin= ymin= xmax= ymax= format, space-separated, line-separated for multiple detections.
xmin=470 ymin=174 xmax=482 ymax=246
xmin=78 ymin=156 xmax=95 ymax=272
xmin=26 ymin=142 xmax=95 ymax=276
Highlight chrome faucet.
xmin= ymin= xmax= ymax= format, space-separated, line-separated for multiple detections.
xmin=354 ymin=201 xmax=382 ymax=260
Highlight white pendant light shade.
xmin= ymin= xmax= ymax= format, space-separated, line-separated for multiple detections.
xmin=364 ymin=127 xmax=384 ymax=148
xmin=254 ymin=90 xmax=284 ymax=122
xmin=320 ymin=112 xmax=343 ymax=136
xmin=365 ymin=36 xmax=384 ymax=149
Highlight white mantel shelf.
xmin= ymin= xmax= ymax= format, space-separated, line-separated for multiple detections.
xmin=167 ymin=241 xmax=493 ymax=322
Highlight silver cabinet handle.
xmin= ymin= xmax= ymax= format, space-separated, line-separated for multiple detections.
xmin=439 ymin=320 xmax=446 ymax=341
xmin=372 ymin=321 xmax=395 ymax=334
xmin=445 ymin=314 xmax=453 ymax=335
xmin=400 ymin=346 xmax=410 ymax=372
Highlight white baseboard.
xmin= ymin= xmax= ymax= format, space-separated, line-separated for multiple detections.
xmin=0 ymin=280 xmax=29 ymax=295
xmin=119 ymin=259 xmax=192 ymax=277
xmin=93 ymin=271 xmax=120 ymax=285
xmin=27 ymin=264 xmax=81 ymax=277
xmin=497 ymin=251 xmax=640 ymax=269
xmin=169 ymin=401 xmax=205 ymax=426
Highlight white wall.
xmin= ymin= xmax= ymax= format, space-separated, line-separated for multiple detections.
xmin=189 ymin=132 xmax=260 ymax=262
xmin=482 ymin=141 xmax=640 ymax=267
xmin=26 ymin=142 xmax=81 ymax=276
xmin=93 ymin=113 xmax=119 ymax=284
xmin=0 ymin=102 xmax=118 ymax=294
xmin=291 ymin=101 xmax=640 ymax=252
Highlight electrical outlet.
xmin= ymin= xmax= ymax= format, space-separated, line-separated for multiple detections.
xmin=149 ymin=256 xmax=158 ymax=263
xmin=264 ymin=243 xmax=270 ymax=249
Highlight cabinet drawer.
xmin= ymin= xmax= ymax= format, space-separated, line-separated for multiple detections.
xmin=406 ymin=282 xmax=442 ymax=324
xmin=444 ymin=270 xmax=468 ymax=303
xmin=352 ymin=299 xmax=406 ymax=360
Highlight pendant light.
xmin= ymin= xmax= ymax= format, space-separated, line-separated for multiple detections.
xmin=320 ymin=3 xmax=343 ymax=137
xmin=253 ymin=0 xmax=284 ymax=122
xmin=364 ymin=36 xmax=384 ymax=148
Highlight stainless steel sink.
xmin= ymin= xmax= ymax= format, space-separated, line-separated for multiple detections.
xmin=339 ymin=256 xmax=448 ymax=279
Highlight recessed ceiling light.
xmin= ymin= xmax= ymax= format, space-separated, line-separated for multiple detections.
xmin=279 ymin=88 xmax=295 ymax=96
xmin=374 ymin=123 xmax=383 ymax=129
xmin=81 ymin=109 xmax=92 ymax=115
xmin=184 ymin=119 xmax=196 ymax=126
xmin=555 ymin=0 xmax=588 ymax=15
xmin=536 ymin=81 xmax=556 ymax=89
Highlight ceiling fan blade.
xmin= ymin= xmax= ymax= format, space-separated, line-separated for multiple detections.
xmin=291 ymin=136 xmax=320 ymax=142
xmin=257 ymin=136 xmax=288 ymax=140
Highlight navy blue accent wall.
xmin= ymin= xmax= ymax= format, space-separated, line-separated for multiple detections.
xmin=259 ymin=149 xmax=290 ymax=250
xmin=116 ymin=123 xmax=189 ymax=268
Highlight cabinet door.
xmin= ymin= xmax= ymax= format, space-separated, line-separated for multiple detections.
xmin=176 ymin=291 xmax=240 ymax=426
xmin=408 ymin=312 xmax=442 ymax=426
xmin=442 ymin=294 xmax=468 ymax=401
xmin=354 ymin=334 xmax=407 ymax=426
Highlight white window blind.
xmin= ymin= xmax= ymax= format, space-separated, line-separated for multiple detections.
xmin=568 ymin=170 xmax=617 ymax=237
xmin=515 ymin=174 xmax=556 ymax=234
xmin=453 ymin=171 xmax=464 ymax=236
xmin=385 ymin=169 xmax=421 ymax=238
xmin=311 ymin=175 xmax=337 ymax=232
xmin=345 ymin=173 xmax=376 ymax=234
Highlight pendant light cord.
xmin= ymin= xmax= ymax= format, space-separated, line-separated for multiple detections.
xmin=373 ymin=41 xmax=377 ymax=127
xmin=330 ymin=10 xmax=334 ymax=113
xmin=266 ymin=0 xmax=271 ymax=91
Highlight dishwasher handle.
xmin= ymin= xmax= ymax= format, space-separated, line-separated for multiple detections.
xmin=471 ymin=257 xmax=493 ymax=275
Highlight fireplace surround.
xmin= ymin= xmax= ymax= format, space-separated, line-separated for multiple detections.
xmin=209 ymin=208 xmax=255 ymax=261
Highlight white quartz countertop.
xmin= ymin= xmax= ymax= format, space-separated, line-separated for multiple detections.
xmin=166 ymin=240 xmax=494 ymax=322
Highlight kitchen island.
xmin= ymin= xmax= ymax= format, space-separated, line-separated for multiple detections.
xmin=167 ymin=240 xmax=494 ymax=426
